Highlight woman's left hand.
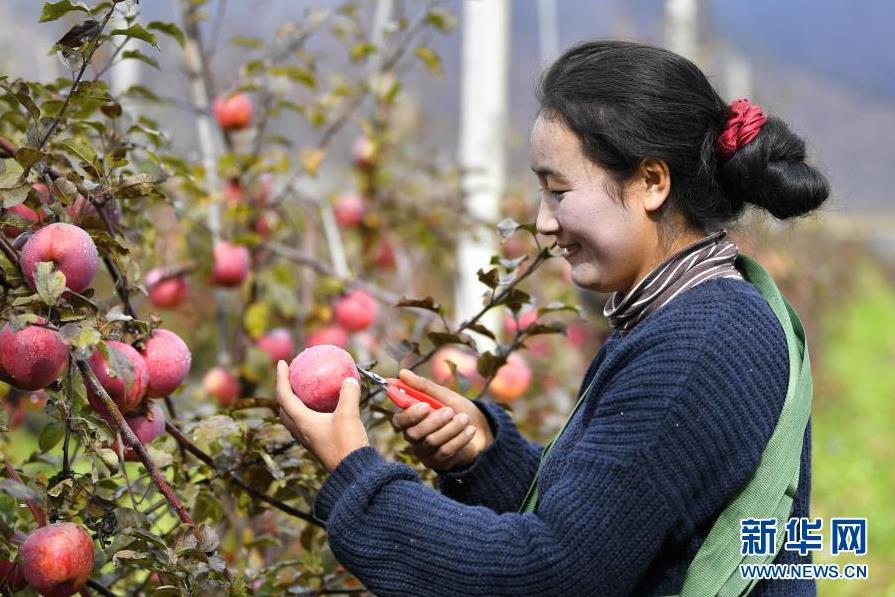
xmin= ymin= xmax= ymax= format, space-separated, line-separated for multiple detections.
xmin=275 ymin=360 xmax=370 ymax=472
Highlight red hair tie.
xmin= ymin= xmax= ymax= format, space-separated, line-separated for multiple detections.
xmin=716 ymin=98 xmax=768 ymax=161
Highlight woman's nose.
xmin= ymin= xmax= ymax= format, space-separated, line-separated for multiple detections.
xmin=536 ymin=199 xmax=560 ymax=236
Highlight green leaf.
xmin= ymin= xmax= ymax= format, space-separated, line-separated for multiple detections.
xmin=269 ymin=66 xmax=316 ymax=88
xmin=0 ymin=185 xmax=30 ymax=208
xmin=147 ymin=21 xmax=185 ymax=48
xmin=415 ymin=47 xmax=443 ymax=76
xmin=350 ymin=42 xmax=377 ymax=62
xmin=39 ymin=421 xmax=65 ymax=452
xmin=243 ymin=302 xmax=270 ymax=340
xmin=115 ymin=173 xmax=156 ymax=198
xmin=40 ymin=0 xmax=90 ymax=23
xmin=51 ymin=177 xmax=78 ymax=203
xmin=2 ymin=81 xmax=41 ymax=119
xmin=229 ymin=36 xmax=264 ymax=49
xmin=121 ymin=49 xmax=160 ymax=70
xmin=477 ymin=267 xmax=499 ymax=290
xmin=58 ymin=137 xmax=100 ymax=175
xmin=13 ymin=147 xmax=43 ymax=171
xmin=395 ymin=296 xmax=443 ymax=316
xmin=467 ymin=322 xmax=496 ymax=341
xmin=424 ymin=8 xmax=458 ymax=33
xmin=122 ymin=84 xmax=159 ymax=102
xmin=427 ymin=332 xmax=476 ymax=349
xmin=110 ymin=24 xmax=159 ymax=50
xmin=36 ymin=261 xmax=66 ymax=306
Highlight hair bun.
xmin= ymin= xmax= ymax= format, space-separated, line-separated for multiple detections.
xmin=718 ymin=116 xmax=829 ymax=220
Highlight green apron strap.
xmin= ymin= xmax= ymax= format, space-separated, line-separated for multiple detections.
xmin=675 ymin=255 xmax=813 ymax=596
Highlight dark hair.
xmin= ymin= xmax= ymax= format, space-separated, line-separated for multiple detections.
xmin=536 ymin=40 xmax=829 ymax=238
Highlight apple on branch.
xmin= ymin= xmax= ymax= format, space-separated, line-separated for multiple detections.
xmin=20 ymin=223 xmax=99 ymax=295
xmin=202 ymin=367 xmax=240 ymax=407
xmin=210 ymin=241 xmax=250 ymax=288
xmin=140 ymin=329 xmax=191 ymax=398
xmin=332 ymin=290 xmax=377 ymax=332
xmin=213 ymin=92 xmax=253 ymax=131
xmin=19 ymin=522 xmax=94 ymax=597
xmin=86 ymin=341 xmax=150 ymax=416
xmin=144 ymin=268 xmax=189 ymax=309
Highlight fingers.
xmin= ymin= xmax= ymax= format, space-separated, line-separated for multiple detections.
xmin=423 ymin=425 xmax=477 ymax=471
xmin=334 ymin=377 xmax=361 ymax=420
xmin=276 ymin=360 xmax=310 ymax=422
xmin=411 ymin=410 xmax=471 ymax=457
xmin=402 ymin=406 xmax=455 ymax=443
xmin=398 ymin=369 xmax=466 ymax=408
xmin=278 ymin=407 xmax=300 ymax=438
xmin=392 ymin=401 xmax=432 ymax=432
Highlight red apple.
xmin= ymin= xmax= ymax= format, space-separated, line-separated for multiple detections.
xmin=140 ymin=329 xmax=191 ymax=398
xmin=333 ymin=194 xmax=365 ymax=227
xmin=565 ymin=321 xmax=589 ymax=347
xmin=504 ymin=309 xmax=538 ymax=336
xmin=213 ymin=93 xmax=253 ymax=131
xmin=2 ymin=399 xmax=25 ymax=428
xmin=489 ymin=353 xmax=532 ymax=403
xmin=373 ymin=237 xmax=396 ymax=269
xmin=20 ymin=223 xmax=99 ymax=294
xmin=66 ymin=195 xmax=121 ymax=229
xmin=2 ymin=204 xmax=40 ymax=238
xmin=144 ymin=268 xmax=189 ymax=310
xmin=288 ymin=344 xmax=359 ymax=413
xmin=31 ymin=182 xmax=51 ymax=204
xmin=351 ymin=136 xmax=377 ymax=169
xmin=224 ymin=178 xmax=243 ymax=207
xmin=0 ymin=323 xmax=69 ymax=391
xmin=20 ymin=522 xmax=94 ymax=597
xmin=431 ymin=346 xmax=482 ymax=389
xmin=86 ymin=341 xmax=150 ymax=415
xmin=332 ymin=290 xmax=377 ymax=332
xmin=202 ymin=367 xmax=239 ymax=407
xmin=304 ymin=326 xmax=349 ymax=349
xmin=210 ymin=241 xmax=250 ymax=288
xmin=256 ymin=328 xmax=295 ymax=364
xmin=0 ymin=560 xmax=28 ymax=593
xmin=111 ymin=402 xmax=166 ymax=460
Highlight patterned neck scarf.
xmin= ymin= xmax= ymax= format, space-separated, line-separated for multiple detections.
xmin=603 ymin=228 xmax=744 ymax=334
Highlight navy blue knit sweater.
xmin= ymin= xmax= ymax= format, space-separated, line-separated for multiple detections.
xmin=314 ymin=277 xmax=814 ymax=596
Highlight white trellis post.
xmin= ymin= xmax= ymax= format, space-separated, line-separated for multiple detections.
xmin=456 ymin=0 xmax=510 ymax=350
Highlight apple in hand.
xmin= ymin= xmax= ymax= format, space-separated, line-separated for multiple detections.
xmin=86 ymin=341 xmax=150 ymax=415
xmin=140 ymin=329 xmax=191 ymax=398
xmin=256 ymin=328 xmax=295 ymax=364
xmin=332 ymin=290 xmax=377 ymax=332
xmin=213 ymin=93 xmax=253 ymax=131
xmin=288 ymin=344 xmax=359 ymax=413
xmin=20 ymin=223 xmax=99 ymax=294
xmin=0 ymin=323 xmax=69 ymax=391
xmin=144 ymin=268 xmax=189 ymax=309
xmin=203 ymin=367 xmax=239 ymax=407
xmin=210 ymin=241 xmax=250 ymax=287
xmin=20 ymin=522 xmax=94 ymax=597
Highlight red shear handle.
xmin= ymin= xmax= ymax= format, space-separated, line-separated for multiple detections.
xmin=385 ymin=378 xmax=445 ymax=410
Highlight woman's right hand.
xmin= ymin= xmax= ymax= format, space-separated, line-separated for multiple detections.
xmin=391 ymin=369 xmax=494 ymax=472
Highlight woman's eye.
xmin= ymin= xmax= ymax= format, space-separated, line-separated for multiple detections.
xmin=539 ymin=188 xmax=566 ymax=200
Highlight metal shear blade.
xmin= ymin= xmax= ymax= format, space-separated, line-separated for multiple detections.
xmin=356 ymin=366 xmax=387 ymax=387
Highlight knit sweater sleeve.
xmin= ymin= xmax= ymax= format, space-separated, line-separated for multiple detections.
xmin=435 ymin=401 xmax=543 ymax=512
xmin=436 ymin=342 xmax=610 ymax=512
xmin=312 ymin=294 xmax=788 ymax=596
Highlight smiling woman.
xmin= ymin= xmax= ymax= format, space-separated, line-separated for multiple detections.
xmin=277 ymin=40 xmax=829 ymax=596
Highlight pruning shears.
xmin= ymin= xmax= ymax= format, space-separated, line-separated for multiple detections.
xmin=356 ymin=367 xmax=445 ymax=411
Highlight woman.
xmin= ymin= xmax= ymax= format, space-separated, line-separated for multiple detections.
xmin=276 ymin=40 xmax=828 ymax=596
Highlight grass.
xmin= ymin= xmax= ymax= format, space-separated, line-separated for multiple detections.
xmin=812 ymin=261 xmax=895 ymax=595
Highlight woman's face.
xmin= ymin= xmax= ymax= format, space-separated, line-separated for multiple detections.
xmin=530 ymin=113 xmax=658 ymax=295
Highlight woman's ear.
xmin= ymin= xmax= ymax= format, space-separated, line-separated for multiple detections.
xmin=637 ymin=158 xmax=671 ymax=213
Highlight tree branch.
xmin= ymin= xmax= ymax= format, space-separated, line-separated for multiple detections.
xmin=164 ymin=422 xmax=323 ymax=528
